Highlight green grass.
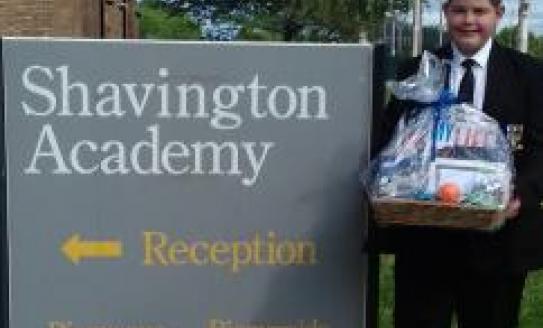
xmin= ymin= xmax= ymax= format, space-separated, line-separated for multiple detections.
xmin=378 ymin=255 xmax=543 ymax=328
xmin=520 ymin=270 xmax=543 ymax=327
xmin=379 ymin=255 xmax=395 ymax=328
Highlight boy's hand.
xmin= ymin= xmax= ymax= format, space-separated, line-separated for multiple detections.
xmin=498 ymin=198 xmax=521 ymax=221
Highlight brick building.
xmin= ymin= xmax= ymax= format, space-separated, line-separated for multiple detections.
xmin=0 ymin=0 xmax=138 ymax=38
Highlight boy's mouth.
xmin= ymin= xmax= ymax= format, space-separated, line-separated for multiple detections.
xmin=458 ymin=24 xmax=484 ymax=34
xmin=457 ymin=29 xmax=482 ymax=36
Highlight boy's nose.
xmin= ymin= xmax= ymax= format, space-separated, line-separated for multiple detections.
xmin=464 ymin=11 xmax=476 ymax=24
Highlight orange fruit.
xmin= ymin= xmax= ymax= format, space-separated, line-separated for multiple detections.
xmin=438 ymin=183 xmax=461 ymax=204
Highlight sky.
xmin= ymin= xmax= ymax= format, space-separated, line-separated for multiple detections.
xmin=424 ymin=0 xmax=543 ymax=35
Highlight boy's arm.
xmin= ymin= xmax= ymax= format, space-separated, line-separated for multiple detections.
xmin=371 ymin=58 xmax=420 ymax=158
xmin=370 ymin=57 xmax=420 ymax=253
xmin=515 ymin=58 xmax=543 ymax=212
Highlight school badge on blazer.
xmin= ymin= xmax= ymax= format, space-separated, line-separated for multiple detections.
xmin=506 ymin=124 xmax=524 ymax=151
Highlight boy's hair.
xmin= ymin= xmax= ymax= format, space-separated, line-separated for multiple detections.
xmin=446 ymin=0 xmax=502 ymax=6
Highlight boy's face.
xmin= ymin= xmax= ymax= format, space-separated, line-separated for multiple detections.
xmin=444 ymin=0 xmax=503 ymax=56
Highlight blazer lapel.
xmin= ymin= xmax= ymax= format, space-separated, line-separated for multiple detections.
xmin=435 ymin=45 xmax=453 ymax=90
xmin=437 ymin=41 xmax=506 ymax=118
xmin=435 ymin=44 xmax=453 ymax=61
xmin=482 ymin=42 xmax=505 ymax=118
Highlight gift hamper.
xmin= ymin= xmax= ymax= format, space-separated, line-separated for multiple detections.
xmin=365 ymin=52 xmax=513 ymax=231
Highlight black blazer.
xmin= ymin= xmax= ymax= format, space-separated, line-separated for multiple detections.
xmin=373 ymin=42 xmax=543 ymax=273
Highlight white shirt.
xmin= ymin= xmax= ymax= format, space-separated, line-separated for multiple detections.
xmin=450 ymin=38 xmax=493 ymax=110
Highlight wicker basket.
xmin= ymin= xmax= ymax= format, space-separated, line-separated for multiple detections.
xmin=371 ymin=197 xmax=506 ymax=231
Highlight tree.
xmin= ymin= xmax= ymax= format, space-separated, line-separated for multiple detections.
xmin=497 ymin=26 xmax=543 ymax=58
xmin=496 ymin=26 xmax=517 ymax=49
xmin=138 ymin=0 xmax=201 ymax=40
xmin=153 ymin=0 xmax=414 ymax=42
xmin=531 ymin=36 xmax=543 ymax=58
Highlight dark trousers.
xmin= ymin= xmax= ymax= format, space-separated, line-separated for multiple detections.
xmin=394 ymin=253 xmax=527 ymax=328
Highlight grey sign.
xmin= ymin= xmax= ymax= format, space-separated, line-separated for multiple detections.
xmin=2 ymin=38 xmax=372 ymax=328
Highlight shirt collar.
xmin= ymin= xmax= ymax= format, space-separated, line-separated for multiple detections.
xmin=452 ymin=38 xmax=493 ymax=68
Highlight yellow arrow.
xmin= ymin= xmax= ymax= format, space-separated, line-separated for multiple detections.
xmin=61 ymin=234 xmax=123 ymax=264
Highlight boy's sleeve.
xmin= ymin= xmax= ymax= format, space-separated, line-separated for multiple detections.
xmin=369 ymin=57 xmax=420 ymax=253
xmin=371 ymin=57 xmax=420 ymax=158
xmin=516 ymin=58 xmax=543 ymax=211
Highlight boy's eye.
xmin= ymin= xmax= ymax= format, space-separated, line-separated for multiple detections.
xmin=451 ymin=7 xmax=467 ymax=14
xmin=473 ymin=8 xmax=489 ymax=15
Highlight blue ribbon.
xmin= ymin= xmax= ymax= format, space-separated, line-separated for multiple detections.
xmin=408 ymin=89 xmax=457 ymax=161
xmin=430 ymin=90 xmax=457 ymax=160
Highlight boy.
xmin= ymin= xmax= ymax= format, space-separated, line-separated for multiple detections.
xmin=375 ymin=0 xmax=543 ymax=327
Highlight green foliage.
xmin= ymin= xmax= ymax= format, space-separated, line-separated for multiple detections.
xmin=496 ymin=26 xmax=516 ymax=48
xmin=529 ymin=36 xmax=543 ymax=58
xmin=240 ymin=0 xmax=366 ymax=42
xmin=359 ymin=0 xmax=412 ymax=41
xmin=237 ymin=25 xmax=283 ymax=42
xmin=496 ymin=26 xmax=543 ymax=58
xmin=138 ymin=0 xmax=201 ymax=40
xmin=148 ymin=0 xmax=414 ymax=42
